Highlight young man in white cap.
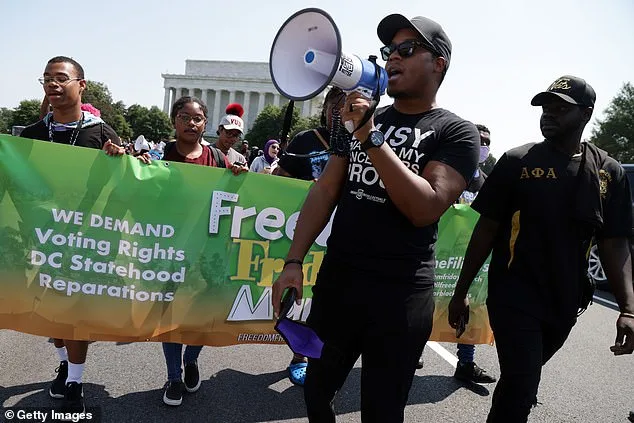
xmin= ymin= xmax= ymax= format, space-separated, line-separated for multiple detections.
xmin=213 ymin=112 xmax=247 ymax=165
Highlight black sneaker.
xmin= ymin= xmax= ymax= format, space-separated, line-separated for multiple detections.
xmin=416 ymin=357 xmax=424 ymax=370
xmin=60 ymin=382 xmax=85 ymax=417
xmin=628 ymin=411 xmax=634 ymax=423
xmin=184 ymin=361 xmax=201 ymax=393
xmin=163 ymin=380 xmax=184 ymax=406
xmin=49 ymin=361 xmax=68 ymax=399
xmin=454 ymin=361 xmax=497 ymax=384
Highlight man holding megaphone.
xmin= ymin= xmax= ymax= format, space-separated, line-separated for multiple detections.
xmin=272 ymin=11 xmax=480 ymax=423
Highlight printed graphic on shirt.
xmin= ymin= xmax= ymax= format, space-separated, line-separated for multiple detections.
xmin=346 ymin=125 xmax=435 ymax=203
xmin=325 ymin=107 xmax=479 ymax=284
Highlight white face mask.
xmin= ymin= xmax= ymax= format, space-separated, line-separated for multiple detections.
xmin=479 ymin=145 xmax=490 ymax=163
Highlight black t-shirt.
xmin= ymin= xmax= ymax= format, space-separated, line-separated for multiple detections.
xmin=278 ymin=128 xmax=331 ymax=180
xmin=473 ymin=140 xmax=632 ymax=322
xmin=467 ymin=170 xmax=486 ymax=193
xmin=324 ymin=107 xmax=480 ymax=285
xmin=20 ymin=119 xmax=120 ymax=149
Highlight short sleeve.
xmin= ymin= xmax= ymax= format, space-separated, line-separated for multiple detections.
xmin=471 ymin=153 xmax=517 ymax=222
xmin=103 ymin=124 xmax=121 ymax=146
xmin=598 ymin=162 xmax=633 ymax=239
xmin=18 ymin=121 xmax=46 ymax=141
xmin=430 ymin=119 xmax=480 ymax=184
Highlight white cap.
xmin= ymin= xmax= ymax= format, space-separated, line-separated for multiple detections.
xmin=218 ymin=114 xmax=244 ymax=133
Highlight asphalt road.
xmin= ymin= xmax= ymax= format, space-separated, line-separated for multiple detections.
xmin=1 ymin=289 xmax=632 ymax=423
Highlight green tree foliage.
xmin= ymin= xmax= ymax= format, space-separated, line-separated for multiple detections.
xmin=0 ymin=107 xmax=14 ymax=134
xmin=9 ymin=100 xmax=41 ymax=128
xmin=245 ymin=103 xmax=322 ymax=148
xmin=481 ymin=155 xmax=497 ymax=175
xmin=590 ymin=82 xmax=634 ymax=163
xmin=82 ymin=81 xmax=132 ymax=139
xmin=125 ymin=105 xmax=173 ymax=141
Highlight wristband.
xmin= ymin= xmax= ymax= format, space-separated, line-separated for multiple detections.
xmin=620 ymin=312 xmax=634 ymax=319
xmin=283 ymin=259 xmax=303 ymax=268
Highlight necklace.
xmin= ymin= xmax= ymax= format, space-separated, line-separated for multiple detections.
xmin=48 ymin=113 xmax=85 ymax=146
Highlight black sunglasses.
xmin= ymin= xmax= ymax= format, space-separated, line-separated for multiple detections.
xmin=380 ymin=40 xmax=437 ymax=61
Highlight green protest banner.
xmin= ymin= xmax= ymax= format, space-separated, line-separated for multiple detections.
xmin=0 ymin=135 xmax=492 ymax=345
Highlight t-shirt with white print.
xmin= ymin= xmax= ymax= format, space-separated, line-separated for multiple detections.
xmin=324 ymin=106 xmax=479 ymax=286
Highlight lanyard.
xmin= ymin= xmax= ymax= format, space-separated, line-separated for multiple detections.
xmin=48 ymin=113 xmax=85 ymax=146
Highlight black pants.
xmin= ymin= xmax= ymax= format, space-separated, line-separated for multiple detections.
xmin=304 ymin=278 xmax=434 ymax=423
xmin=486 ymin=305 xmax=574 ymax=423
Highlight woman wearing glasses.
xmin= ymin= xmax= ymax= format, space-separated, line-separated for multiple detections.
xmin=250 ymin=139 xmax=280 ymax=174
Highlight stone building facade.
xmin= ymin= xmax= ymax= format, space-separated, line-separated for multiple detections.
xmin=162 ymin=60 xmax=324 ymax=135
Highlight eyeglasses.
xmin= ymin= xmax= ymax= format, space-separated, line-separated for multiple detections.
xmin=176 ymin=114 xmax=206 ymax=125
xmin=223 ymin=130 xmax=242 ymax=139
xmin=380 ymin=40 xmax=437 ymax=61
xmin=38 ymin=76 xmax=83 ymax=86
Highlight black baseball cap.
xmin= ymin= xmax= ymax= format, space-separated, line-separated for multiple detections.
xmin=377 ymin=14 xmax=452 ymax=67
xmin=531 ymin=75 xmax=596 ymax=107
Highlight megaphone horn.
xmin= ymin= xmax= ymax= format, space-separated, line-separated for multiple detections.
xmin=270 ymin=8 xmax=388 ymax=102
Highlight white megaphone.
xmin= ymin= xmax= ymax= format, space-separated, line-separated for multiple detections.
xmin=270 ymin=8 xmax=387 ymax=131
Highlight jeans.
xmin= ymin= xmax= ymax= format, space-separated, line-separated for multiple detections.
xmin=304 ymin=276 xmax=435 ymax=423
xmin=162 ymin=343 xmax=203 ymax=381
xmin=457 ymin=343 xmax=475 ymax=363
xmin=486 ymin=305 xmax=574 ymax=423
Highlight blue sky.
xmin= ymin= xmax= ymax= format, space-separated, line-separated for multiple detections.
xmin=1 ymin=0 xmax=632 ymax=157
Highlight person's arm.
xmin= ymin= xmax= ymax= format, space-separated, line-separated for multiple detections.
xmin=271 ymin=155 xmax=348 ymax=316
xmin=448 ymin=216 xmax=499 ymax=327
xmin=342 ymin=93 xmax=477 ymax=227
xmin=447 ymin=153 xmax=515 ymax=327
xmin=597 ymin=163 xmax=634 ymax=355
xmin=102 ymin=124 xmax=121 ymax=146
xmin=599 ymin=237 xmax=634 ymax=355
xmin=599 ymin=238 xmax=634 ymax=313
xmin=368 ymin=152 xmax=468 ymax=227
xmin=273 ymin=165 xmax=292 ymax=177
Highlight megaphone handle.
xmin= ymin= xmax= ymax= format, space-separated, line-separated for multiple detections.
xmin=345 ymin=57 xmax=382 ymax=135
xmin=344 ymin=97 xmax=377 ymax=134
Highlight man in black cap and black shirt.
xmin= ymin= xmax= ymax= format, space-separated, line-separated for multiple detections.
xmin=448 ymin=75 xmax=634 ymax=422
xmin=272 ymin=13 xmax=479 ymax=422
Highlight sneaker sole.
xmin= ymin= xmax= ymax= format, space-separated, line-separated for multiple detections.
xmin=163 ymin=392 xmax=182 ymax=406
xmin=185 ymin=378 xmax=201 ymax=393
xmin=454 ymin=374 xmax=496 ymax=385
xmin=49 ymin=389 xmax=65 ymax=399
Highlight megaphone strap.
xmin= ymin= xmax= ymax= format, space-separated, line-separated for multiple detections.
xmin=312 ymin=129 xmax=329 ymax=149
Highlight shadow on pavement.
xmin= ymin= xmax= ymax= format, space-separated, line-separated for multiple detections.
xmin=2 ymin=369 xmax=482 ymax=422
